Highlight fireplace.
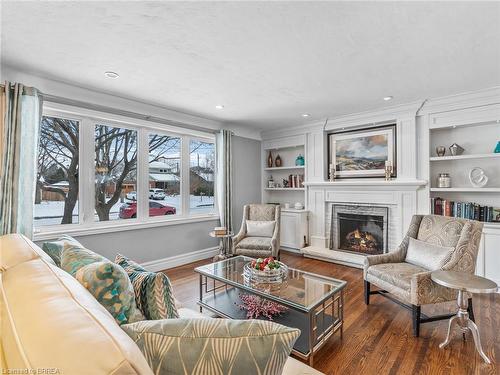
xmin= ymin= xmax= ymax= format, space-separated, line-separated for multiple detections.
xmin=329 ymin=204 xmax=388 ymax=255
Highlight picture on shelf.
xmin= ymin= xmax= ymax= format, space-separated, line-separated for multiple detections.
xmin=328 ymin=124 xmax=396 ymax=178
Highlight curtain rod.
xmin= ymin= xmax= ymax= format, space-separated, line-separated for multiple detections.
xmin=2 ymin=83 xmax=219 ymax=135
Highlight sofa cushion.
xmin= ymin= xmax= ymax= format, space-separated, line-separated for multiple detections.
xmin=246 ymin=220 xmax=276 ymax=238
xmin=42 ymin=235 xmax=84 ymax=267
xmin=76 ymin=261 xmax=144 ymax=325
xmin=122 ymin=318 xmax=300 ymax=375
xmin=0 ymin=234 xmax=152 ymax=374
xmin=367 ymin=262 xmax=427 ymax=291
xmin=405 ymin=237 xmax=454 ymax=270
xmin=115 ymin=254 xmax=179 ymax=320
xmin=61 ymin=244 xmax=108 ymax=276
xmin=235 ymin=236 xmax=272 ymax=251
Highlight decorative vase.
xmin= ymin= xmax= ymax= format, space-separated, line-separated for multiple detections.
xmin=275 ymin=154 xmax=282 ymax=167
xmin=449 ymin=143 xmax=465 ymax=156
xmin=295 ymin=154 xmax=305 ymax=166
xmin=267 ymin=151 xmax=273 ymax=168
xmin=494 ymin=141 xmax=500 ymax=153
xmin=436 ymin=146 xmax=446 ymax=157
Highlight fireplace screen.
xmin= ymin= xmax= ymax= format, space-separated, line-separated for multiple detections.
xmin=330 ymin=205 xmax=388 ymax=255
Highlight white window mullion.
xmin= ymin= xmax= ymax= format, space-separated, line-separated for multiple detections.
xmin=181 ymin=136 xmax=190 ymax=217
xmin=137 ymin=128 xmax=149 ymax=221
xmin=80 ymin=119 xmax=95 ymax=225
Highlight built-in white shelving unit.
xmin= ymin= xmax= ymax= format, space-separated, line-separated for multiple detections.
xmin=262 ymin=135 xmax=307 ymax=207
xmin=425 ymin=101 xmax=500 ymax=284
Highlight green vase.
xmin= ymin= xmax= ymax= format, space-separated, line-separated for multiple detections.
xmin=495 ymin=141 xmax=500 ymax=153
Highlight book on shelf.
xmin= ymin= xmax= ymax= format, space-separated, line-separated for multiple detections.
xmin=430 ymin=197 xmax=500 ymax=222
xmin=288 ymin=174 xmax=304 ymax=188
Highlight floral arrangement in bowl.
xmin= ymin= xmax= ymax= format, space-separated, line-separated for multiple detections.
xmin=236 ymin=293 xmax=288 ymax=320
xmin=243 ymin=257 xmax=288 ymax=284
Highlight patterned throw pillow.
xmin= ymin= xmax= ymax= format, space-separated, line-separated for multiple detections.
xmin=115 ymin=254 xmax=179 ymax=320
xmin=76 ymin=261 xmax=144 ymax=325
xmin=61 ymin=245 xmax=108 ymax=277
xmin=42 ymin=235 xmax=84 ymax=267
xmin=122 ymin=319 xmax=300 ymax=375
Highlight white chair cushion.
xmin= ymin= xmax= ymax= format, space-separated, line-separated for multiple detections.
xmin=405 ymin=237 xmax=454 ymax=270
xmin=246 ymin=220 xmax=275 ymax=237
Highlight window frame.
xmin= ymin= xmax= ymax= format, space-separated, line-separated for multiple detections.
xmin=34 ymin=103 xmax=218 ymax=241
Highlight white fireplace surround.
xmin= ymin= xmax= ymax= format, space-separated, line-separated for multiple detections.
xmin=302 ymin=180 xmax=427 ymax=268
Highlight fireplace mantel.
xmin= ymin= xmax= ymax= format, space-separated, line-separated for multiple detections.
xmin=303 ymin=179 xmax=427 ymax=268
xmin=304 ymin=179 xmax=427 ymax=188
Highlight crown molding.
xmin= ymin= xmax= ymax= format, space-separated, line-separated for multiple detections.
xmin=418 ymin=86 xmax=500 ymax=115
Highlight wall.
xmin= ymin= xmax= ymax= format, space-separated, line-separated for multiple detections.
xmin=36 ymin=219 xmax=219 ymax=266
xmin=231 ymin=136 xmax=262 ymax=233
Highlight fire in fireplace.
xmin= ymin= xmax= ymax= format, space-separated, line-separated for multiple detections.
xmin=330 ymin=205 xmax=389 ymax=255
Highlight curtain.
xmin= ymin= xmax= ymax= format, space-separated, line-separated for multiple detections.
xmin=216 ymin=129 xmax=233 ymax=235
xmin=0 ymin=82 xmax=42 ymax=238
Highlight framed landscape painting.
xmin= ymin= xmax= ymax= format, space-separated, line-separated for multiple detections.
xmin=328 ymin=124 xmax=396 ymax=178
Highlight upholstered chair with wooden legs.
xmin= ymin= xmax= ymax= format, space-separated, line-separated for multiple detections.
xmin=232 ymin=204 xmax=281 ymax=259
xmin=363 ymin=215 xmax=483 ymax=337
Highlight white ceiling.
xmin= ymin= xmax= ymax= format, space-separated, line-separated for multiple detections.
xmin=2 ymin=1 xmax=500 ymax=130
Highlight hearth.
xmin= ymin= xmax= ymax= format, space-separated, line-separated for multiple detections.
xmin=329 ymin=204 xmax=388 ymax=255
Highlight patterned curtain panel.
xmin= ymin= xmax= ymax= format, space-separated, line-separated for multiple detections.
xmin=0 ymin=82 xmax=42 ymax=238
xmin=216 ymin=129 xmax=233 ymax=233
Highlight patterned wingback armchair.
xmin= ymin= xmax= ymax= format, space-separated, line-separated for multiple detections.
xmin=232 ymin=204 xmax=281 ymax=259
xmin=364 ymin=215 xmax=483 ymax=337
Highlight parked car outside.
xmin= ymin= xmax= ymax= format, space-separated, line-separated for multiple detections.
xmin=126 ymin=191 xmax=137 ymax=200
xmin=119 ymin=201 xmax=176 ymax=219
xmin=149 ymin=188 xmax=166 ymax=200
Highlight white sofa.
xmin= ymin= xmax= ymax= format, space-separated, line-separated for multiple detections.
xmin=0 ymin=234 xmax=322 ymax=375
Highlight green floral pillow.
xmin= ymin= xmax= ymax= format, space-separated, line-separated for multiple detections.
xmin=76 ymin=261 xmax=144 ymax=325
xmin=61 ymin=245 xmax=108 ymax=277
xmin=115 ymin=254 xmax=179 ymax=320
xmin=42 ymin=235 xmax=84 ymax=267
xmin=122 ymin=318 xmax=300 ymax=375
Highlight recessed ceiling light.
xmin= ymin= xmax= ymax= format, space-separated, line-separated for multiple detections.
xmin=301 ymin=113 xmax=311 ymax=118
xmin=383 ymin=96 xmax=393 ymax=101
xmin=215 ymin=105 xmax=224 ymax=110
xmin=104 ymin=71 xmax=119 ymax=79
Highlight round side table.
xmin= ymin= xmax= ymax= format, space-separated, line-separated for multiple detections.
xmin=209 ymin=231 xmax=234 ymax=261
xmin=431 ymin=270 xmax=498 ymax=364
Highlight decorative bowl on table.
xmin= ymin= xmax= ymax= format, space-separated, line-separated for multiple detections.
xmin=243 ymin=257 xmax=288 ymax=284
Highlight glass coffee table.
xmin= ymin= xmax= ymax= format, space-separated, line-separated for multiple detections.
xmin=195 ymin=256 xmax=347 ymax=366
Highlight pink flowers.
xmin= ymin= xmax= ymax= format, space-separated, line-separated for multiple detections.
xmin=236 ymin=294 xmax=288 ymax=320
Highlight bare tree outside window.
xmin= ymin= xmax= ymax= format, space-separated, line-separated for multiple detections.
xmin=35 ymin=116 xmax=79 ymax=226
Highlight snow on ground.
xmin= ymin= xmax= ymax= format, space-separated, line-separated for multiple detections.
xmin=34 ymin=195 xmax=215 ymax=226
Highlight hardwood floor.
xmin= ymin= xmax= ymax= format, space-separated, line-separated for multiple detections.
xmin=164 ymin=251 xmax=499 ymax=374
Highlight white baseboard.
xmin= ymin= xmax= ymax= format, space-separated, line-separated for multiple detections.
xmin=141 ymin=246 xmax=219 ymax=272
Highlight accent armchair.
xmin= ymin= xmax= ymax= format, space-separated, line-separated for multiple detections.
xmin=364 ymin=215 xmax=483 ymax=337
xmin=232 ymin=204 xmax=281 ymax=259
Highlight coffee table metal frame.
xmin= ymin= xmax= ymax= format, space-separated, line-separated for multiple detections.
xmin=195 ymin=257 xmax=346 ymax=366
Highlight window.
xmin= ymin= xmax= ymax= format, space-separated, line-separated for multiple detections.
xmin=94 ymin=124 xmax=137 ymax=221
xmin=189 ymin=140 xmax=215 ymax=214
xmin=34 ymin=105 xmax=217 ymax=235
xmin=149 ymin=134 xmax=181 ymax=216
xmin=35 ymin=116 xmax=79 ymax=226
